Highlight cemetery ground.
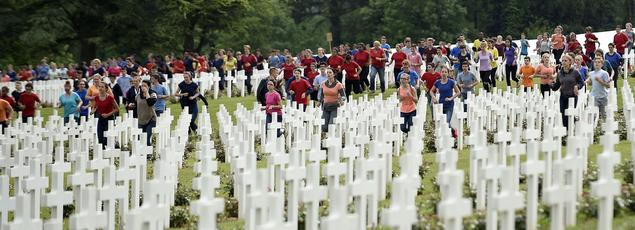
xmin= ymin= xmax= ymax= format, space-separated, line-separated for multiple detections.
xmin=26 ymin=78 xmax=635 ymax=229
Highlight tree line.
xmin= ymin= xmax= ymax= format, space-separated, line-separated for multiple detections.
xmin=0 ymin=0 xmax=632 ymax=65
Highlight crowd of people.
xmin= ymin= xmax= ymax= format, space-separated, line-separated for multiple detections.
xmin=0 ymin=23 xmax=634 ymax=146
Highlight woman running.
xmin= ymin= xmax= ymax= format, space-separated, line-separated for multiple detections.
xmin=398 ymin=73 xmax=418 ymax=134
xmin=429 ymin=66 xmax=460 ymax=136
xmin=137 ymin=80 xmax=158 ymax=146
xmin=59 ymin=81 xmax=82 ymax=124
xmin=93 ymin=81 xmax=119 ymax=146
xmin=534 ymin=53 xmax=556 ymax=96
xmin=319 ymin=68 xmax=346 ymax=133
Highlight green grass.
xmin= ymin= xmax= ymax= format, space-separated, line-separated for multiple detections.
xmin=31 ymin=77 xmax=635 ymax=229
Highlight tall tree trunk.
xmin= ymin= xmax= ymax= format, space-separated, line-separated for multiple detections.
xmin=183 ymin=19 xmax=197 ymax=52
xmin=79 ymin=38 xmax=96 ymax=62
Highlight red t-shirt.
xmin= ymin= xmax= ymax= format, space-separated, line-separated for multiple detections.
xmin=306 ymin=69 xmax=319 ymax=83
xmin=421 ymin=71 xmax=441 ymax=90
xmin=301 ymin=58 xmax=315 ymax=70
xmin=567 ymin=40 xmax=581 ymax=53
xmin=392 ymin=51 xmax=407 ymax=69
xmin=327 ymin=55 xmax=344 ymax=72
xmin=94 ymin=94 xmax=117 ymax=115
xmin=145 ymin=62 xmax=155 ymax=72
xmin=197 ymin=57 xmax=208 ymax=72
xmin=0 ymin=95 xmax=15 ymax=108
xmin=108 ymin=66 xmax=122 ymax=76
xmin=614 ymin=32 xmax=629 ymax=54
xmin=240 ymin=54 xmax=257 ymax=73
xmin=19 ymin=70 xmax=32 ymax=81
xmin=18 ymin=93 xmax=40 ymax=117
xmin=282 ymin=63 xmax=296 ymax=80
xmin=172 ymin=60 xmax=185 ymax=73
xmin=584 ymin=33 xmax=598 ymax=53
xmin=288 ymin=79 xmax=312 ymax=105
xmin=354 ymin=51 xmax=370 ymax=66
xmin=370 ymin=48 xmax=385 ymax=68
xmin=342 ymin=62 xmax=360 ymax=80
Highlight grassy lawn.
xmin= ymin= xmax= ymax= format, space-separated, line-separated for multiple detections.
xmin=30 ymin=77 xmax=635 ymax=229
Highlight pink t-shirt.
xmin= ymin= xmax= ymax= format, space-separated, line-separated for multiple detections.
xmin=265 ymin=91 xmax=282 ymax=115
xmin=408 ymin=53 xmax=423 ymax=75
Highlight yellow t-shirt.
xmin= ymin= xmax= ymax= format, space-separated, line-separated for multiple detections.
xmin=473 ymin=39 xmax=482 ymax=51
xmin=224 ymin=57 xmax=237 ymax=71
xmin=487 ymin=47 xmax=499 ymax=69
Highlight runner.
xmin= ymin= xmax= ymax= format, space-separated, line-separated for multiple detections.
xmin=535 ymin=53 xmax=556 ymax=96
xmin=614 ymin=25 xmax=629 ymax=56
xmin=175 ymin=72 xmax=200 ymax=133
xmin=342 ymin=55 xmax=362 ymax=97
xmin=59 ymin=81 xmax=82 ymax=124
xmin=137 ymin=80 xmax=158 ymax=146
xmin=353 ymin=44 xmax=370 ymax=90
xmin=584 ymin=26 xmax=599 ymax=60
xmin=318 ymin=68 xmax=345 ymax=133
xmin=17 ymin=83 xmax=40 ymax=123
xmin=92 ymin=81 xmax=118 ymax=146
xmin=475 ymin=42 xmax=494 ymax=92
xmin=369 ymin=41 xmax=387 ymax=93
xmin=288 ymin=68 xmax=313 ymax=111
xmin=503 ymin=38 xmax=519 ymax=87
xmin=397 ymin=73 xmax=418 ymax=134
xmin=551 ymin=26 xmax=566 ymax=67
xmin=429 ymin=66 xmax=460 ymax=138
xmin=552 ymin=54 xmax=583 ymax=130
xmin=263 ymin=80 xmax=284 ymax=137
xmin=518 ymin=56 xmax=536 ymax=91
xmin=585 ymin=58 xmax=611 ymax=120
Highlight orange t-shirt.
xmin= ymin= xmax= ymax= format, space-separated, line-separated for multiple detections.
xmin=519 ymin=65 xmax=536 ymax=88
xmin=0 ymin=99 xmax=11 ymax=122
xmin=536 ymin=64 xmax=555 ymax=85
xmin=551 ymin=34 xmax=565 ymax=50
xmin=87 ymin=84 xmax=113 ymax=99
xmin=322 ymin=81 xmax=343 ymax=104
xmin=399 ymin=86 xmax=416 ymax=113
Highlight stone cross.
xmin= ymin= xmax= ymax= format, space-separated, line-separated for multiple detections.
xmin=4 ymin=195 xmax=42 ymax=230
xmin=437 ymin=170 xmax=472 ymax=230
xmin=349 ymin=157 xmax=379 ymax=228
xmin=493 ymin=167 xmax=525 ymax=230
xmin=99 ymin=165 xmax=127 ymax=230
xmin=23 ymin=157 xmax=48 ymax=221
xmin=0 ymin=175 xmax=16 ymax=228
xmin=125 ymin=180 xmax=171 ymax=230
xmin=69 ymin=187 xmax=108 ymax=230
xmin=521 ymin=141 xmax=545 ymax=230
xmin=282 ymin=148 xmax=306 ymax=224
xmin=380 ymin=177 xmax=417 ymax=230
xmin=543 ymin=161 xmax=575 ymax=230
xmin=591 ymin=140 xmax=621 ymax=230
xmin=320 ymin=187 xmax=358 ymax=230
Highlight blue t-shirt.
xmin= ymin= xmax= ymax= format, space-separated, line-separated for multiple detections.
xmin=504 ymin=47 xmax=516 ymax=65
xmin=381 ymin=43 xmax=391 ymax=58
xmin=578 ymin=66 xmax=588 ymax=83
xmin=397 ymin=71 xmax=419 ymax=87
xmin=117 ymin=75 xmax=132 ymax=97
xmin=434 ymin=79 xmax=456 ymax=108
xmin=152 ymin=84 xmax=168 ymax=112
xmin=604 ymin=52 xmax=622 ymax=70
xmin=75 ymin=89 xmax=89 ymax=116
xmin=37 ymin=65 xmax=49 ymax=79
xmin=520 ymin=39 xmax=529 ymax=55
xmin=59 ymin=92 xmax=81 ymax=118
xmin=589 ymin=70 xmax=609 ymax=99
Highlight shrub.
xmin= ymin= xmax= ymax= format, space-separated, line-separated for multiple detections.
xmin=169 ymin=206 xmax=196 ymax=228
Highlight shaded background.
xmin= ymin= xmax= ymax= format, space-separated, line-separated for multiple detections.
xmin=0 ymin=0 xmax=633 ymax=65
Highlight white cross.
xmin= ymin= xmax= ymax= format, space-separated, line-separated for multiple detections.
xmin=542 ymin=161 xmax=575 ymax=230
xmin=4 ymin=195 xmax=42 ymax=230
xmin=349 ymin=157 xmax=379 ymax=228
xmin=492 ymin=167 xmax=525 ymax=230
xmin=23 ymin=157 xmax=48 ymax=220
xmin=69 ymin=187 xmax=108 ymax=230
xmin=590 ymin=152 xmax=621 ymax=230
xmin=99 ymin=165 xmax=127 ymax=230
xmin=521 ymin=141 xmax=544 ymax=230
xmin=282 ymin=148 xmax=306 ymax=224
xmin=0 ymin=175 xmax=16 ymax=228
xmin=125 ymin=180 xmax=171 ymax=230
xmin=481 ymin=146 xmax=503 ymax=230
xmin=437 ymin=170 xmax=472 ymax=230
xmin=380 ymin=177 xmax=417 ymax=230
xmin=320 ymin=187 xmax=358 ymax=230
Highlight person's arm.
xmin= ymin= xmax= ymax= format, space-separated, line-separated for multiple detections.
xmin=5 ymin=104 xmax=13 ymax=119
xmin=449 ymin=84 xmax=461 ymax=101
xmin=146 ymin=92 xmax=157 ymax=106
xmin=189 ymin=87 xmax=200 ymax=101
xmin=75 ymin=94 xmax=83 ymax=112
xmin=338 ymin=84 xmax=346 ymax=105
xmin=471 ymin=74 xmax=480 ymax=88
xmin=410 ymin=86 xmax=418 ymax=103
xmin=551 ymin=72 xmax=562 ymax=90
xmin=429 ymin=85 xmax=438 ymax=102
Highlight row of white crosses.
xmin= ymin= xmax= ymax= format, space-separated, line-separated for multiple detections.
xmin=215 ymin=91 xmax=423 ymax=229
xmin=460 ymin=82 xmax=626 ymax=230
xmin=189 ymin=106 xmax=225 ymax=229
xmin=0 ymin=80 xmax=66 ymax=106
xmin=0 ymin=104 xmax=193 ymax=230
